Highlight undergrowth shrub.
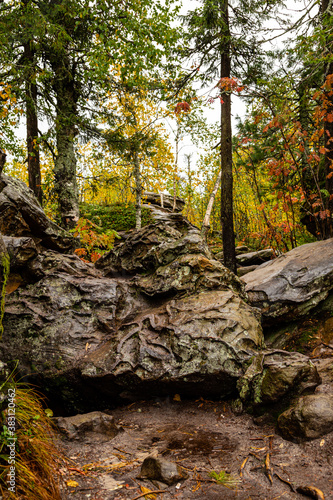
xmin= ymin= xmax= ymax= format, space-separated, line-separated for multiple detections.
xmin=0 ymin=365 xmax=62 ymax=499
xmin=72 ymin=218 xmax=118 ymax=263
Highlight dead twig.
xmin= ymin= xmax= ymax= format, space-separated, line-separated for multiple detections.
xmin=274 ymin=473 xmax=296 ymax=492
xmin=265 ymin=453 xmax=273 ymax=485
xmin=114 ymin=446 xmax=132 ymax=455
xmin=68 ymin=467 xmax=87 ymax=475
xmin=240 ymin=457 xmax=249 ymax=477
xmin=130 ymin=489 xmax=168 ymax=500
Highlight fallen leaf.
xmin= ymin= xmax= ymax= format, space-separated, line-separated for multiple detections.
xmin=140 ymin=485 xmax=157 ymax=499
xmin=66 ymin=480 xmax=79 ymax=488
xmin=173 ymin=394 xmax=181 ymax=401
xmin=296 ymin=485 xmax=325 ymax=499
xmin=320 ymin=439 xmax=325 ymax=447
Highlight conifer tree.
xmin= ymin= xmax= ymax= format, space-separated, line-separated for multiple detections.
xmin=182 ymin=0 xmax=282 ymax=271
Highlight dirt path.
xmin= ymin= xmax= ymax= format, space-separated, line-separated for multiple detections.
xmin=58 ymin=397 xmax=333 ymax=500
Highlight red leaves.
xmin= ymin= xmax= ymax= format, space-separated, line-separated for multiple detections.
xmin=174 ymin=101 xmax=191 ymax=114
xmin=217 ymin=77 xmax=244 ymax=93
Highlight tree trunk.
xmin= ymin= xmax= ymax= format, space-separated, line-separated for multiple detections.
xmin=134 ymin=151 xmax=142 ymax=230
xmin=23 ymin=3 xmax=42 ymax=205
xmin=173 ymin=126 xmax=180 ymax=212
xmin=220 ymin=0 xmax=236 ymax=272
xmin=52 ymin=55 xmax=79 ymax=230
xmin=201 ymin=170 xmax=221 ymax=239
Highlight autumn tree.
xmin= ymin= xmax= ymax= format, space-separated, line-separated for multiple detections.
xmin=0 ymin=0 xmax=180 ymax=228
xmin=181 ymin=0 xmax=281 ymax=271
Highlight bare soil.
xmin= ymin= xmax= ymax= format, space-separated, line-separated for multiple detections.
xmin=58 ymin=396 xmax=333 ymax=500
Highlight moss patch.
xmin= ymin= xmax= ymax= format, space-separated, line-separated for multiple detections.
xmin=80 ymin=202 xmax=154 ymax=232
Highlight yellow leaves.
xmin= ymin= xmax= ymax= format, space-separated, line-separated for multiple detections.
xmin=66 ymin=480 xmax=79 ymax=488
xmin=140 ymin=486 xmax=157 ymax=499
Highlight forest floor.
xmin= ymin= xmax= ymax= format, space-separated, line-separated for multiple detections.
xmin=58 ymin=394 xmax=333 ymax=500
xmin=57 ymin=308 xmax=333 ymax=500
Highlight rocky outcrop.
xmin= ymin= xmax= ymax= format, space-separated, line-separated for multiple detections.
xmin=0 ymin=174 xmax=75 ymax=252
xmin=1 ymin=179 xmax=326 ymax=419
xmin=1 ymin=201 xmax=265 ymax=413
xmin=242 ymin=238 xmax=333 ymax=324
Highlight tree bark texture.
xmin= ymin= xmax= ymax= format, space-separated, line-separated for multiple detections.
xmin=134 ymin=151 xmax=142 ymax=230
xmin=220 ymin=0 xmax=236 ymax=272
xmin=52 ymin=54 xmax=79 ymax=230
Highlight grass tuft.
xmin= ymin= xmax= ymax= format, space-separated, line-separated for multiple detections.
xmin=208 ymin=470 xmax=241 ymax=489
xmin=0 ymin=380 xmax=62 ymax=500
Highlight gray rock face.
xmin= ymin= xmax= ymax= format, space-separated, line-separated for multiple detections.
xmin=96 ymin=218 xmax=213 ymax=275
xmin=242 ymin=238 xmax=333 ymax=324
xmin=0 ymin=174 xmax=75 ymax=252
xmin=1 ymin=211 xmax=264 ymax=413
xmin=236 ymin=248 xmax=274 ymax=266
xmin=80 ymin=289 xmax=263 ymax=400
xmin=55 ymin=411 xmax=120 ymax=441
xmin=238 ymin=350 xmax=320 ymax=409
xmin=278 ymin=394 xmax=333 ymax=441
xmin=138 ymin=456 xmax=188 ymax=485
xmin=2 ymin=235 xmax=38 ymax=270
xmin=136 ymin=253 xmax=244 ymax=298
xmin=2 ymin=250 xmax=146 ymax=378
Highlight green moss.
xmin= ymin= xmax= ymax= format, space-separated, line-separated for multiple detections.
xmin=253 ymin=371 xmax=265 ymax=404
xmin=80 ymin=202 xmax=154 ymax=232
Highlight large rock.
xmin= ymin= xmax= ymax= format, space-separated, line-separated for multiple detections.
xmin=238 ymin=350 xmax=320 ymax=410
xmin=1 ymin=212 xmax=264 ymax=413
xmin=278 ymin=394 xmax=333 ymax=441
xmin=242 ymin=238 xmax=333 ymax=324
xmin=96 ymin=218 xmax=212 ymax=275
xmin=79 ymin=289 xmax=263 ymax=402
xmin=1 ymin=250 xmax=147 ymax=377
xmin=0 ymin=174 xmax=75 ymax=252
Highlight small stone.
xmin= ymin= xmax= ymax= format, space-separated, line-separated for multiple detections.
xmin=138 ymin=456 xmax=189 ymax=486
xmin=278 ymin=394 xmax=333 ymax=441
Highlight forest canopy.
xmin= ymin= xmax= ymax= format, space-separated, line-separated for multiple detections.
xmin=1 ymin=0 xmax=332 ymax=270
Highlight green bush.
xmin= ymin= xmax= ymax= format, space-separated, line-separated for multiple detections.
xmin=79 ymin=203 xmax=154 ymax=232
